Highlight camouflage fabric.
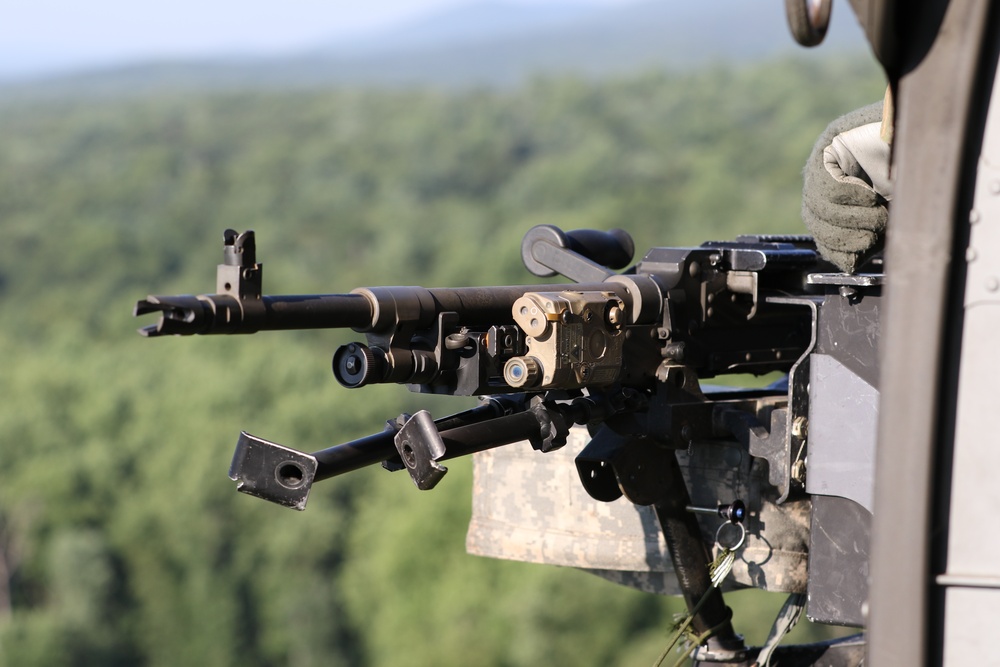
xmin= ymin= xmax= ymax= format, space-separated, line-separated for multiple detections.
xmin=467 ymin=427 xmax=809 ymax=595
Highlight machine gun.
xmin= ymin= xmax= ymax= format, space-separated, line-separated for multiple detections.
xmin=136 ymin=225 xmax=880 ymax=665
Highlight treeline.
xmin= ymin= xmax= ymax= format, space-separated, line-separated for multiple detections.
xmin=0 ymin=56 xmax=884 ymax=666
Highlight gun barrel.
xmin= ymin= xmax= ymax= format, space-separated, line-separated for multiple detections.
xmin=262 ymin=294 xmax=374 ymax=329
xmin=135 ymin=283 xmax=628 ymax=338
xmin=135 ymin=293 xmax=374 ymax=337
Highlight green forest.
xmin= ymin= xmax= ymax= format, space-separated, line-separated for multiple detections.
xmin=0 ymin=56 xmax=884 ymax=666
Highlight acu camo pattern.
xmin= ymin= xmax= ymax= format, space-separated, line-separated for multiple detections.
xmin=467 ymin=427 xmax=809 ymax=595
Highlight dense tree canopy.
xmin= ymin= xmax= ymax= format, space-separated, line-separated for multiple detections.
xmin=0 ymin=56 xmax=883 ymax=665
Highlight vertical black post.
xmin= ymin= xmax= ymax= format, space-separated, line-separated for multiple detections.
xmin=653 ymin=452 xmax=745 ymax=656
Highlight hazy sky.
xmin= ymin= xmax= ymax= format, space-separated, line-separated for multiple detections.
xmin=2 ymin=0 xmax=638 ymax=76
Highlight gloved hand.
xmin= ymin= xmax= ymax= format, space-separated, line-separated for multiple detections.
xmin=802 ymin=101 xmax=892 ymax=273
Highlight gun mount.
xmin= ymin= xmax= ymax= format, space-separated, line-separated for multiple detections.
xmin=136 ymin=225 xmax=882 ymax=664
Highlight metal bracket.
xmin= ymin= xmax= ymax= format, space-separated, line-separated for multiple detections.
xmin=575 ymin=426 xmax=673 ymax=506
xmin=754 ymin=295 xmax=821 ymax=502
xmin=229 ymin=431 xmax=318 ymax=510
xmin=723 ymin=407 xmax=791 ymax=495
xmin=393 ymin=410 xmax=448 ymax=490
xmin=217 ymin=229 xmax=263 ymax=301
xmin=726 ymin=270 xmax=760 ymax=319
xmin=805 ymin=273 xmax=884 ymax=288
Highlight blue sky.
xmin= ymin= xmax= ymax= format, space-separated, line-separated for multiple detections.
xmin=1 ymin=0 xmax=637 ymax=77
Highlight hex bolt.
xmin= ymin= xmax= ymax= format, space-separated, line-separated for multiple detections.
xmin=791 ymin=459 xmax=807 ymax=483
xmin=791 ymin=416 xmax=809 ymax=439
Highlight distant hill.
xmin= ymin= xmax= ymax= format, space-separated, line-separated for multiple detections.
xmin=323 ymin=1 xmax=611 ymax=56
xmin=319 ymin=0 xmax=868 ymax=63
xmin=0 ymin=0 xmax=871 ymax=97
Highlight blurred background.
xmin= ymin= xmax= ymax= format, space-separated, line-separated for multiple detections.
xmin=0 ymin=1 xmax=885 ymax=664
